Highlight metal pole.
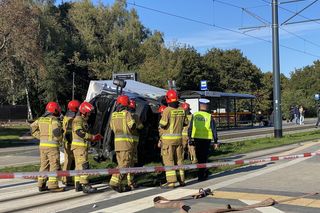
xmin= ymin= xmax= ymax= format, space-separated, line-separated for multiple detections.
xmin=272 ymin=0 xmax=283 ymax=138
xmin=72 ymin=72 xmax=75 ymax=100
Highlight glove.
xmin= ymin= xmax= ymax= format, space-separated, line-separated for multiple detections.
xmin=92 ymin=134 xmax=103 ymax=142
xmin=213 ymin=143 xmax=219 ymax=150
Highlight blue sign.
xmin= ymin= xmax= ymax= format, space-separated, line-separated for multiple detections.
xmin=200 ymin=80 xmax=207 ymax=91
xmin=315 ymin=94 xmax=320 ymax=101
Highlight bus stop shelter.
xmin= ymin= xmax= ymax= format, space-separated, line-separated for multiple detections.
xmin=180 ymin=91 xmax=255 ymax=129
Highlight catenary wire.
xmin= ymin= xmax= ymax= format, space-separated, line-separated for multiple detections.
xmin=127 ymin=1 xmax=320 ymax=58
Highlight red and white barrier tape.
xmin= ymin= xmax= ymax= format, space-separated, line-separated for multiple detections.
xmin=0 ymin=152 xmax=318 ymax=179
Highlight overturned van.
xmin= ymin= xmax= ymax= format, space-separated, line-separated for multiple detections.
xmin=85 ymin=80 xmax=167 ymax=165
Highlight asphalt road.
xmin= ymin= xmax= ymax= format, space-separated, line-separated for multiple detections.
xmin=1 ymin=140 xmax=320 ymax=212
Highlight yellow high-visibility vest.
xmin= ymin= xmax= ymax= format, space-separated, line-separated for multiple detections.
xmin=191 ymin=111 xmax=213 ymax=140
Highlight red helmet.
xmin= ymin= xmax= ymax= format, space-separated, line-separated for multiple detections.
xmin=181 ymin=102 xmax=190 ymax=111
xmin=79 ymin=101 xmax=94 ymax=115
xmin=129 ymin=99 xmax=136 ymax=109
xmin=68 ymin=100 xmax=81 ymax=112
xmin=117 ymin=95 xmax=129 ymax=107
xmin=158 ymin=105 xmax=167 ymax=113
xmin=46 ymin=102 xmax=61 ymax=115
xmin=165 ymin=89 xmax=178 ymax=103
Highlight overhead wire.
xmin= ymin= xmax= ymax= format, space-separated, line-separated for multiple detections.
xmin=215 ymin=0 xmax=320 ymax=52
xmin=260 ymin=0 xmax=320 ymax=25
xmin=127 ymin=1 xmax=320 ymax=58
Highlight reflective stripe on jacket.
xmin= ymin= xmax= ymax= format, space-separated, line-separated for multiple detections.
xmin=159 ymin=107 xmax=188 ymax=144
xmin=72 ymin=115 xmax=92 ymax=147
xmin=110 ymin=110 xmax=136 ymax=151
xmin=31 ymin=116 xmax=62 ymax=148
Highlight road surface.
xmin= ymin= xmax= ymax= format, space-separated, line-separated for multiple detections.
xmin=1 ymin=140 xmax=320 ymax=212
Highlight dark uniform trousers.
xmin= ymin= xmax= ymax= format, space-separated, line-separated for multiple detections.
xmin=194 ymin=139 xmax=211 ymax=180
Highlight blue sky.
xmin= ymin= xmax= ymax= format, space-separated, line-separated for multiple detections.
xmin=57 ymin=0 xmax=320 ymax=77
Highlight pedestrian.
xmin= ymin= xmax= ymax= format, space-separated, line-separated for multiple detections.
xmin=294 ymin=105 xmax=299 ymax=124
xmin=299 ymin=105 xmax=305 ymax=125
xmin=61 ymin=100 xmax=80 ymax=186
xmin=109 ymin=95 xmax=136 ymax=192
xmin=31 ymin=102 xmax=64 ymax=192
xmin=159 ymin=90 xmax=188 ymax=188
xmin=181 ymin=102 xmax=197 ymax=164
xmin=188 ymin=99 xmax=219 ymax=181
xmin=72 ymin=101 xmax=103 ymax=193
xmin=315 ymin=104 xmax=320 ymax=127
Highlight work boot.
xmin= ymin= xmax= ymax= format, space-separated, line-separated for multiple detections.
xmin=75 ymin=182 xmax=83 ymax=192
xmin=179 ymin=181 xmax=186 ymax=187
xmin=38 ymin=186 xmax=48 ymax=192
xmin=160 ymin=182 xmax=175 ymax=189
xmin=128 ymin=182 xmax=139 ymax=190
xmin=110 ymin=185 xmax=122 ymax=193
xmin=82 ymin=184 xmax=97 ymax=194
xmin=121 ymin=185 xmax=132 ymax=192
xmin=49 ymin=187 xmax=65 ymax=192
xmin=38 ymin=182 xmax=48 ymax=192
xmin=110 ymin=185 xmax=131 ymax=193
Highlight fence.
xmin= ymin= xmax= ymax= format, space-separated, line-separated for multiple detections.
xmin=0 ymin=105 xmax=28 ymax=121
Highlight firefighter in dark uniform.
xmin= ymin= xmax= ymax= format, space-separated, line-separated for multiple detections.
xmin=109 ymin=95 xmax=136 ymax=192
xmin=61 ymin=100 xmax=80 ymax=186
xmin=188 ymin=99 xmax=218 ymax=181
xmin=31 ymin=102 xmax=64 ymax=192
xmin=72 ymin=101 xmax=103 ymax=193
xmin=159 ymin=90 xmax=188 ymax=188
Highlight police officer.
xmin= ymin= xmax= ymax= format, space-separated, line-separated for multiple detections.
xmin=31 ymin=102 xmax=64 ymax=192
xmin=72 ymin=101 xmax=103 ymax=193
xmin=159 ymin=90 xmax=188 ymax=188
xmin=61 ymin=100 xmax=80 ymax=186
xmin=181 ymin=102 xmax=197 ymax=164
xmin=109 ymin=95 xmax=136 ymax=192
xmin=188 ymin=99 xmax=218 ymax=181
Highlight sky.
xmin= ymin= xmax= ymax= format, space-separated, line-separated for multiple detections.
xmin=57 ymin=0 xmax=320 ymax=77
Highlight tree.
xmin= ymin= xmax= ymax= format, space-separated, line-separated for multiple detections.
xmin=0 ymin=0 xmax=43 ymax=105
xmin=203 ymin=48 xmax=263 ymax=93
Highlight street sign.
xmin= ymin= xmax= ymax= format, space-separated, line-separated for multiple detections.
xmin=112 ymin=72 xmax=137 ymax=81
xmin=200 ymin=80 xmax=207 ymax=91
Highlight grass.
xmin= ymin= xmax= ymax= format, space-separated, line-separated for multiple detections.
xmin=210 ymin=129 xmax=320 ymax=160
xmin=1 ymin=129 xmax=320 ymax=186
xmin=0 ymin=124 xmax=31 ymax=148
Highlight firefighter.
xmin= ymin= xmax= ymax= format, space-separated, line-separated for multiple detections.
xmin=61 ymin=100 xmax=80 ymax=186
xmin=128 ymin=99 xmax=143 ymax=165
xmin=72 ymin=101 xmax=103 ymax=193
xmin=109 ymin=95 xmax=136 ymax=192
xmin=159 ymin=90 xmax=188 ymax=188
xmin=188 ymin=99 xmax=218 ymax=181
xmin=181 ymin=102 xmax=197 ymax=164
xmin=128 ymin=99 xmax=143 ymax=188
xmin=31 ymin=102 xmax=64 ymax=192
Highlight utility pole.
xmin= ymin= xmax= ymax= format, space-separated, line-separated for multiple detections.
xmin=272 ymin=0 xmax=283 ymax=138
xmin=72 ymin=72 xmax=75 ymax=100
